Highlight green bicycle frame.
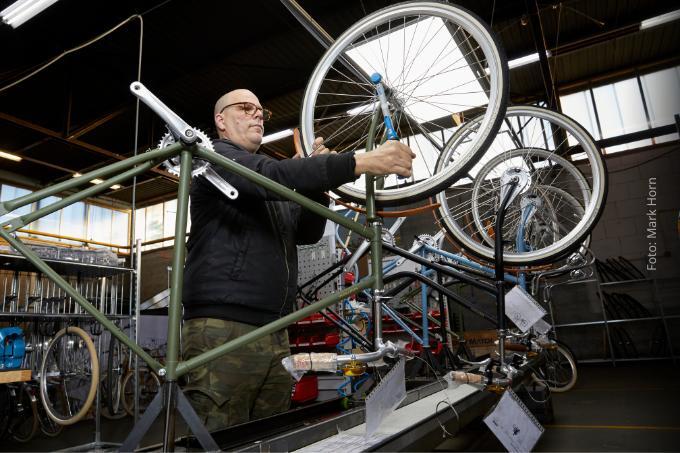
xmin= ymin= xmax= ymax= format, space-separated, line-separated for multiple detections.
xmin=0 ymin=116 xmax=386 ymax=382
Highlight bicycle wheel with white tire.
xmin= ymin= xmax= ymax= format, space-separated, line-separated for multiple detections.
xmin=39 ymin=326 xmax=99 ymax=426
xmin=301 ymin=1 xmax=508 ymax=206
xmin=436 ymin=105 xmax=607 ymax=265
xmin=532 ymin=341 xmax=578 ymax=392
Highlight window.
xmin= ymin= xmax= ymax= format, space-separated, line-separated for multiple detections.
xmin=641 ymin=66 xmax=680 ymax=143
xmin=560 ymin=65 xmax=680 ymax=154
xmin=60 ymin=202 xmax=87 ymax=242
xmin=87 ymin=205 xmax=113 ymax=245
xmin=33 ymin=196 xmax=62 ymax=235
xmin=134 ymin=199 xmax=189 ymax=250
xmin=0 ymin=183 xmax=129 ymax=251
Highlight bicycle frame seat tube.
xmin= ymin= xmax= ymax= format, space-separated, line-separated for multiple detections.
xmin=366 ymin=108 xmax=385 ymax=350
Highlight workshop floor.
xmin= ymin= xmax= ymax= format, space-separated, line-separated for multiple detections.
xmin=5 ymin=361 xmax=679 ymax=452
xmin=436 ymin=360 xmax=680 ymax=452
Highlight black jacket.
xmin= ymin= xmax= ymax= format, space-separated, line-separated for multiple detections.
xmin=182 ymin=139 xmax=356 ymax=326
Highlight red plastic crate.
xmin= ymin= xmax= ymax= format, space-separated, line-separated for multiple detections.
xmin=291 ymin=375 xmax=318 ymax=403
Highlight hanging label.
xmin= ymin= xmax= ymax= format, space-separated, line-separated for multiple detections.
xmin=484 ymin=388 xmax=544 ymax=452
xmin=365 ymin=358 xmax=406 ymax=438
xmin=505 ymin=286 xmax=547 ymax=333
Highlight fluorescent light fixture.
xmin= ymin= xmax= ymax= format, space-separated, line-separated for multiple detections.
xmin=507 ymin=51 xmax=552 ymax=70
xmin=640 ymin=9 xmax=680 ymax=30
xmin=0 ymin=150 xmax=22 ymax=162
xmin=1 ymin=0 xmax=60 ymax=28
xmin=72 ymin=173 xmax=119 ymax=189
xmin=261 ymin=128 xmax=293 ymax=144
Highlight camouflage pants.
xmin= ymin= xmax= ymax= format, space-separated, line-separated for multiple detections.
xmin=181 ymin=318 xmax=292 ymax=431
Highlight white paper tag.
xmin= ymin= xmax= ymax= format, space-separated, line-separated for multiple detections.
xmin=484 ymin=388 xmax=544 ymax=452
xmin=365 ymin=358 xmax=406 ymax=438
xmin=505 ymin=286 xmax=547 ymax=333
xmin=532 ymin=317 xmax=551 ymax=335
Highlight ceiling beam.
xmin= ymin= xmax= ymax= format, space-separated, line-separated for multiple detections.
xmin=66 ymin=107 xmax=127 ymax=140
xmin=0 ymin=110 xmax=177 ymax=182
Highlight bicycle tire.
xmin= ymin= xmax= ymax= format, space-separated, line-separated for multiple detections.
xmin=436 ymin=105 xmax=607 ymax=265
xmin=37 ymin=396 xmax=63 ymax=437
xmin=39 ymin=326 xmax=99 ymax=426
xmin=301 ymin=1 xmax=508 ymax=206
xmin=531 ymin=341 xmax=577 ymax=392
xmin=10 ymin=384 xmax=39 ymax=443
xmin=106 ymin=334 xmax=127 ymax=419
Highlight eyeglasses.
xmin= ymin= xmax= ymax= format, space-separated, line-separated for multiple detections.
xmin=219 ymin=102 xmax=272 ymax=121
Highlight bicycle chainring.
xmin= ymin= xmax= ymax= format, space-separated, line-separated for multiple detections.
xmin=158 ymin=129 xmax=213 ymax=177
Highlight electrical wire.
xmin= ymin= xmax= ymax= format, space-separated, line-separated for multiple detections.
xmin=0 ymin=15 xmax=143 ymax=94
xmin=410 ymin=354 xmax=461 ymax=439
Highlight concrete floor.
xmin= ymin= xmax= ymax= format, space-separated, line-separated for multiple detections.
xmin=3 ymin=361 xmax=679 ymax=452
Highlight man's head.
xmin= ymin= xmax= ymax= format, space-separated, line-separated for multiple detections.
xmin=214 ymin=89 xmax=267 ymax=153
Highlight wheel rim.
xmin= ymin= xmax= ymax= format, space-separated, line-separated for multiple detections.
xmin=436 ymin=105 xmax=607 ymax=264
xmin=301 ymin=2 xmax=507 ymax=205
xmin=39 ymin=327 xmax=99 ymax=426
xmin=536 ymin=344 xmax=577 ymax=392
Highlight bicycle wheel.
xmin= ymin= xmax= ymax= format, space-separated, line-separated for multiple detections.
xmin=8 ymin=384 xmax=39 ymax=443
xmin=121 ymin=369 xmax=161 ymax=416
xmin=36 ymin=391 xmax=63 ymax=437
xmin=39 ymin=326 xmax=99 ymax=426
xmin=436 ymin=105 xmax=607 ymax=265
xmin=301 ymin=1 xmax=508 ymax=206
xmin=104 ymin=334 xmax=128 ymax=419
xmin=532 ymin=342 xmax=578 ymax=393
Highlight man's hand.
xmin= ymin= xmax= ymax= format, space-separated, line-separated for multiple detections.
xmin=293 ymin=136 xmax=334 ymax=158
xmin=311 ymin=136 xmax=334 ymax=156
xmin=354 ymin=140 xmax=416 ymax=178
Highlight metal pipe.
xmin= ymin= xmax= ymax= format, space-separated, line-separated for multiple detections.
xmin=382 ymin=243 xmax=497 ymax=294
xmin=0 ymin=228 xmax=162 ymax=372
xmin=0 ymin=143 xmax=180 ymax=216
xmin=335 ymin=340 xmax=411 ymax=365
xmin=364 ymin=108 xmax=384 ymax=349
xmin=164 ymin=149 xmax=192 ymax=381
xmin=134 ymin=238 xmax=142 ymax=423
xmin=495 ymin=180 xmax=517 ymax=370
xmin=195 ymin=147 xmax=372 ymax=239
xmin=175 ymin=277 xmax=375 ymax=378
xmin=383 ymin=271 xmax=498 ymax=326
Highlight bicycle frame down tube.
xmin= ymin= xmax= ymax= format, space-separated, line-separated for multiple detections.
xmin=0 ymin=227 xmax=162 ymax=372
xmin=421 ymin=244 xmax=520 ymax=284
xmin=175 ymin=277 xmax=376 ymax=378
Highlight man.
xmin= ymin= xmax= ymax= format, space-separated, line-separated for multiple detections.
xmin=182 ymin=88 xmax=414 ymax=431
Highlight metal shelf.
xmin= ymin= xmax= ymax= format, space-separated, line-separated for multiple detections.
xmin=0 ymin=312 xmax=130 ymax=320
xmin=599 ymin=278 xmax=653 ymax=287
xmin=0 ymin=252 xmax=133 ymax=278
xmin=579 ymin=356 xmax=674 ymax=364
xmin=555 ymin=314 xmax=680 ymax=328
